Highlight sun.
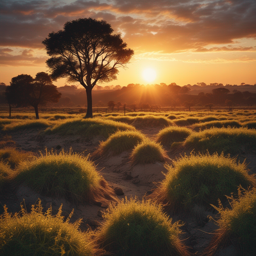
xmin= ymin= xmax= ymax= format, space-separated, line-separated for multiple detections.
xmin=142 ymin=68 xmax=157 ymax=83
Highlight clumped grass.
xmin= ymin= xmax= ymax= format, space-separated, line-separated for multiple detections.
xmin=131 ymin=139 xmax=166 ymax=165
xmin=167 ymin=115 xmax=177 ymax=120
xmin=95 ymin=198 xmax=190 ymax=256
xmin=156 ymin=127 xmax=192 ymax=146
xmin=199 ymin=116 xmax=219 ymax=122
xmin=204 ymin=188 xmax=256 ymax=256
xmin=95 ymin=130 xmax=146 ymax=156
xmin=131 ymin=115 xmax=172 ymax=128
xmin=46 ymin=118 xmax=135 ymax=138
xmin=243 ymin=121 xmax=256 ymax=129
xmin=151 ymin=153 xmax=255 ymax=211
xmin=174 ymin=118 xmax=200 ymax=126
xmin=193 ymin=120 xmax=242 ymax=130
xmin=0 ymin=148 xmax=34 ymax=169
xmin=184 ymin=127 xmax=256 ymax=154
xmin=16 ymin=150 xmax=116 ymax=204
xmin=107 ymin=116 xmax=134 ymax=124
xmin=0 ymin=162 xmax=13 ymax=193
xmin=3 ymin=120 xmax=50 ymax=131
xmin=0 ymin=201 xmax=97 ymax=256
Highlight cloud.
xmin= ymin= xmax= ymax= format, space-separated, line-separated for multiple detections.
xmin=0 ymin=47 xmax=47 ymax=66
xmin=0 ymin=0 xmax=255 ymax=63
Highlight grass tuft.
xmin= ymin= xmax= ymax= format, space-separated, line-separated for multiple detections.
xmin=15 ymin=150 xmax=116 ymax=204
xmin=131 ymin=115 xmax=172 ymax=128
xmin=46 ymin=118 xmax=135 ymax=138
xmin=193 ymin=120 xmax=242 ymax=130
xmin=184 ymin=127 xmax=256 ymax=154
xmin=204 ymin=188 xmax=256 ymax=256
xmin=156 ymin=127 xmax=192 ymax=146
xmin=95 ymin=130 xmax=146 ymax=156
xmin=131 ymin=139 xmax=167 ymax=165
xmin=151 ymin=153 xmax=255 ymax=211
xmin=95 ymin=197 xmax=190 ymax=256
xmin=0 ymin=148 xmax=34 ymax=169
xmin=0 ymin=200 xmax=97 ymax=256
xmin=3 ymin=120 xmax=50 ymax=131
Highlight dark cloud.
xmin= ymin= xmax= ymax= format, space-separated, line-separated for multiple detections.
xmin=0 ymin=0 xmax=255 ymax=66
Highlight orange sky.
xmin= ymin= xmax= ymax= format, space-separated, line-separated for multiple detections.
xmin=0 ymin=0 xmax=256 ymax=87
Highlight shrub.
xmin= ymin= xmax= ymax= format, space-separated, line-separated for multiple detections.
xmin=16 ymin=150 xmax=116 ymax=204
xmin=46 ymin=118 xmax=135 ymax=138
xmin=95 ymin=130 xmax=146 ymax=156
xmin=204 ymin=188 xmax=256 ymax=256
xmin=151 ymin=153 xmax=255 ymax=211
xmin=0 ymin=201 xmax=97 ymax=256
xmin=156 ymin=127 xmax=192 ymax=146
xmin=131 ymin=139 xmax=166 ymax=165
xmin=184 ymin=127 xmax=256 ymax=154
xmin=95 ymin=198 xmax=190 ymax=256
xmin=0 ymin=148 xmax=33 ymax=169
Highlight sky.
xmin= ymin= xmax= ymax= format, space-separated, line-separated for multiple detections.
xmin=0 ymin=0 xmax=256 ymax=87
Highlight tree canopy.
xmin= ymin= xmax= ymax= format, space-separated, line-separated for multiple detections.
xmin=43 ymin=18 xmax=134 ymax=118
xmin=5 ymin=72 xmax=61 ymax=119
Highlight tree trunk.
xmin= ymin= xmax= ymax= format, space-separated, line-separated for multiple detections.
xmin=85 ymin=87 xmax=93 ymax=118
xmin=9 ymin=104 xmax=11 ymax=118
xmin=34 ymin=105 xmax=39 ymax=119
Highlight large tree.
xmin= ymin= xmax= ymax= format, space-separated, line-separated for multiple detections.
xmin=6 ymin=72 xmax=61 ymax=119
xmin=42 ymin=18 xmax=134 ymax=118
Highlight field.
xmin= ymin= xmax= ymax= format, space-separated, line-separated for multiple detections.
xmin=0 ymin=108 xmax=256 ymax=255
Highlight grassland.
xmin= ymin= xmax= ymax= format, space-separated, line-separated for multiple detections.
xmin=0 ymin=108 xmax=256 ymax=255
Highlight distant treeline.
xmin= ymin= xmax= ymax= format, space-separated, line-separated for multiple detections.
xmin=1 ymin=82 xmax=256 ymax=109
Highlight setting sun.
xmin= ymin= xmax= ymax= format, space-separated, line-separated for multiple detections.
xmin=142 ymin=68 xmax=157 ymax=83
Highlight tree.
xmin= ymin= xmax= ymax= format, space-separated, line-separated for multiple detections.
xmin=108 ymin=100 xmax=115 ymax=111
xmin=116 ymin=101 xmax=122 ymax=111
xmin=212 ymin=88 xmax=230 ymax=95
xmin=6 ymin=73 xmax=61 ymax=119
xmin=43 ymin=18 xmax=134 ymax=118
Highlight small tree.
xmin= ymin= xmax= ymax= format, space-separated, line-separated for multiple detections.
xmin=43 ymin=18 xmax=133 ymax=118
xmin=116 ymin=101 xmax=122 ymax=111
xmin=108 ymin=101 xmax=115 ymax=112
xmin=6 ymin=73 xmax=61 ymax=119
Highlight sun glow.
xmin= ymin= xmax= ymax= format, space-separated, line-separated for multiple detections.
xmin=142 ymin=68 xmax=157 ymax=83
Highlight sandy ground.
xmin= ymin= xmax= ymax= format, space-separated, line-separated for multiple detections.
xmin=1 ymin=125 xmax=255 ymax=255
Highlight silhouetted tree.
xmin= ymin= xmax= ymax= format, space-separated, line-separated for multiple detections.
xmin=225 ymin=99 xmax=233 ymax=111
xmin=212 ymin=88 xmax=230 ymax=95
xmin=108 ymin=100 xmax=115 ymax=111
xmin=116 ymin=101 xmax=122 ymax=111
xmin=205 ymin=103 xmax=214 ymax=111
xmin=6 ymin=73 xmax=61 ymax=119
xmin=43 ymin=18 xmax=134 ymax=118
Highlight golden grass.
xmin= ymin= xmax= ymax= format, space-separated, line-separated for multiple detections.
xmin=95 ymin=197 xmax=190 ymax=256
xmin=0 ymin=200 xmax=98 ymax=256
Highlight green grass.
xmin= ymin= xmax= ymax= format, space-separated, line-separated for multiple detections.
xmin=174 ymin=118 xmax=200 ymax=126
xmin=131 ymin=139 xmax=166 ymax=165
xmin=193 ymin=120 xmax=242 ymax=130
xmin=131 ymin=115 xmax=172 ymax=128
xmin=205 ymin=188 xmax=256 ymax=256
xmin=95 ymin=130 xmax=146 ymax=156
xmin=243 ymin=121 xmax=256 ymax=129
xmin=95 ymin=198 xmax=189 ymax=256
xmin=152 ymin=153 xmax=255 ymax=211
xmin=0 ymin=148 xmax=34 ymax=169
xmin=3 ymin=120 xmax=50 ymax=131
xmin=184 ymin=127 xmax=256 ymax=154
xmin=0 ymin=201 xmax=96 ymax=256
xmin=156 ymin=127 xmax=192 ymax=146
xmin=46 ymin=118 xmax=135 ymax=138
xmin=15 ymin=150 xmax=104 ymax=203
